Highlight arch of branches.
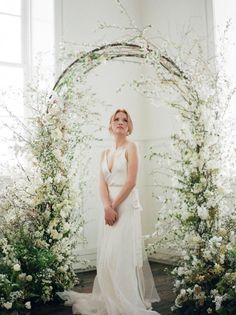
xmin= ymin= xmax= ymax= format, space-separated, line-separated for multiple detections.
xmin=48 ymin=38 xmax=219 ymax=242
xmin=49 ymin=40 xmax=220 ymax=245
xmin=52 ymin=42 xmax=190 ymax=95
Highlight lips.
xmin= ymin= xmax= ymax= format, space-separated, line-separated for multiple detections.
xmin=117 ymin=126 xmax=123 ymax=129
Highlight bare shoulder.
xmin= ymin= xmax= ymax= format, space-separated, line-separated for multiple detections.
xmin=125 ymin=141 xmax=139 ymax=161
xmin=126 ymin=141 xmax=138 ymax=152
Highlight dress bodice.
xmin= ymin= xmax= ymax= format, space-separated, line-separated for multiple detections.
xmin=101 ymin=143 xmax=143 ymax=212
xmin=101 ymin=145 xmax=128 ymax=187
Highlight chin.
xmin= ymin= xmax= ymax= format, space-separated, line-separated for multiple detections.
xmin=117 ymin=130 xmax=125 ymax=134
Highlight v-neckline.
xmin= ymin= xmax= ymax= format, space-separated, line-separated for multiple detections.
xmin=105 ymin=146 xmax=125 ymax=174
xmin=106 ymin=150 xmax=114 ymax=174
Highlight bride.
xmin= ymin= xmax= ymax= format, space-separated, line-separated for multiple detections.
xmin=57 ymin=108 xmax=161 ymax=315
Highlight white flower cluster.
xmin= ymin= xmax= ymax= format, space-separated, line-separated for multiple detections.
xmin=0 ymin=48 xmax=99 ymax=311
xmin=0 ymin=261 xmax=33 ymax=311
xmin=143 ymin=32 xmax=236 ymax=314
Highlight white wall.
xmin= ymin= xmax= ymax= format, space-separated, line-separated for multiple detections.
xmin=54 ymin=0 xmax=215 ymax=268
xmin=213 ymin=0 xmax=236 ymax=117
xmin=31 ymin=0 xmax=55 ymax=86
xmin=212 ymin=0 xmax=236 ymax=210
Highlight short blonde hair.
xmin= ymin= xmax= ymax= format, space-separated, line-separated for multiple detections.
xmin=108 ymin=108 xmax=133 ymax=135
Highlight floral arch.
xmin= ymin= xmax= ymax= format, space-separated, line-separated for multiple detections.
xmin=0 ymin=31 xmax=235 ymax=314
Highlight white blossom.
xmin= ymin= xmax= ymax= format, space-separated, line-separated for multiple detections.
xmin=13 ymin=264 xmax=21 ymax=272
xmin=3 ymin=302 xmax=13 ymax=310
xmin=26 ymin=275 xmax=33 ymax=282
xmin=25 ymin=301 xmax=31 ymax=309
xmin=197 ymin=206 xmax=208 ymax=220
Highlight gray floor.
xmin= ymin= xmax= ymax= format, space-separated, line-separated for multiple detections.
xmin=31 ymin=261 xmax=175 ymax=315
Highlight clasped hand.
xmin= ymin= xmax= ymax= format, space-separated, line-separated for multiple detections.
xmin=104 ymin=204 xmax=118 ymax=226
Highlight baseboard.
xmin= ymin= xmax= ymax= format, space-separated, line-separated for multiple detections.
xmin=148 ymin=248 xmax=181 ymax=265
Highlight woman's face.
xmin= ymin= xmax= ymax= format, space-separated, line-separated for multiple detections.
xmin=111 ymin=111 xmax=129 ymax=136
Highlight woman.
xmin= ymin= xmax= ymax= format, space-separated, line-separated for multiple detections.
xmin=57 ymin=109 xmax=161 ymax=315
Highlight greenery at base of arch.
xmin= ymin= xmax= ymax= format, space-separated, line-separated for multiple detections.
xmin=0 ymin=20 xmax=235 ymax=315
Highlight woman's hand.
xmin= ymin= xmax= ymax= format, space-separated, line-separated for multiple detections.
xmin=104 ymin=204 xmax=118 ymax=225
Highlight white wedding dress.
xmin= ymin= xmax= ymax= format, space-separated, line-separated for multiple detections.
xmin=57 ymin=145 xmax=161 ymax=315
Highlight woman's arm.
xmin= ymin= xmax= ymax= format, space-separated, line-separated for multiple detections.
xmin=99 ymin=150 xmax=118 ymax=225
xmin=99 ymin=150 xmax=111 ymax=208
xmin=111 ymin=142 xmax=139 ymax=210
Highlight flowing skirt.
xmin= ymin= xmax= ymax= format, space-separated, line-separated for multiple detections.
xmin=57 ymin=186 xmax=161 ymax=315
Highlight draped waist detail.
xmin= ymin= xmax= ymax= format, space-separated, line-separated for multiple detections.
xmin=108 ymin=186 xmax=143 ymax=212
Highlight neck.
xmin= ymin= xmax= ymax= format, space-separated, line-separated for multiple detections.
xmin=113 ymin=135 xmax=127 ymax=149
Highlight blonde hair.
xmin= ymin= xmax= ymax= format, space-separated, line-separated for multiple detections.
xmin=108 ymin=108 xmax=133 ymax=136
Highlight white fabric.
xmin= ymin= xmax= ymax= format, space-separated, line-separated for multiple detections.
xmin=57 ymin=145 xmax=161 ymax=314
